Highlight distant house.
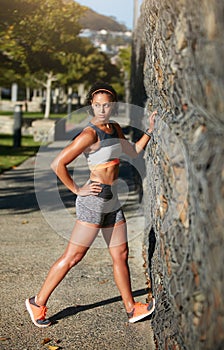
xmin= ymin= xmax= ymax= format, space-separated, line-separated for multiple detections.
xmin=79 ymin=7 xmax=132 ymax=56
xmin=79 ymin=28 xmax=132 ymax=56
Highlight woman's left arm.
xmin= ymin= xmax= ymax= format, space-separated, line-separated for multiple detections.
xmin=116 ymin=110 xmax=157 ymax=157
xmin=134 ymin=110 xmax=157 ymax=154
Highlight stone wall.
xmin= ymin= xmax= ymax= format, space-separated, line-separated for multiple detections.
xmin=131 ymin=0 xmax=224 ymax=349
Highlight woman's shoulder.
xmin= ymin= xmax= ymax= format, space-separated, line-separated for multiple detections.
xmin=110 ymin=120 xmax=121 ymax=129
xmin=110 ymin=120 xmax=124 ymax=138
xmin=71 ymin=124 xmax=97 ymax=144
xmin=82 ymin=124 xmax=97 ymax=137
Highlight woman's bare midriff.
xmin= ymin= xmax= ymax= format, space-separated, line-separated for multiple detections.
xmin=90 ymin=164 xmax=119 ymax=185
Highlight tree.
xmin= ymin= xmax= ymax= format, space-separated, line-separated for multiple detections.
xmin=117 ymin=46 xmax=132 ymax=110
xmin=0 ymin=0 xmax=85 ymax=117
xmin=0 ymin=0 xmax=121 ymax=116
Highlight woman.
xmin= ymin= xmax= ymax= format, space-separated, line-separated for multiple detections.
xmin=26 ymin=82 xmax=157 ymax=327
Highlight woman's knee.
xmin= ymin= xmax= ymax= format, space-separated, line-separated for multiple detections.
xmin=110 ymin=244 xmax=129 ymax=264
xmin=59 ymin=247 xmax=87 ymax=269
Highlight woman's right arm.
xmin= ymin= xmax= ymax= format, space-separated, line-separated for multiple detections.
xmin=51 ymin=128 xmax=100 ymax=195
xmin=114 ymin=111 xmax=157 ymax=157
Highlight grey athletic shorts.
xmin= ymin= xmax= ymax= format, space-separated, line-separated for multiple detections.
xmin=76 ymin=182 xmax=125 ymax=227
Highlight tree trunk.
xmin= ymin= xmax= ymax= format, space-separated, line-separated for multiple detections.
xmin=26 ymin=86 xmax=30 ymax=101
xmin=124 ymin=70 xmax=130 ymax=120
xmin=133 ymin=0 xmax=139 ymax=29
xmin=11 ymin=83 xmax=18 ymax=102
xmin=44 ymin=73 xmax=52 ymax=118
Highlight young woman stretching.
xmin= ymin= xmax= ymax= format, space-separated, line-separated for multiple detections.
xmin=26 ymin=82 xmax=157 ymax=327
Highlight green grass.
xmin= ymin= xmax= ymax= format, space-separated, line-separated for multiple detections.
xmin=0 ymin=110 xmax=87 ymax=123
xmin=1 ymin=111 xmax=68 ymax=119
xmin=0 ymin=111 xmax=87 ymax=173
xmin=67 ymin=111 xmax=87 ymax=124
xmin=0 ymin=134 xmax=41 ymax=174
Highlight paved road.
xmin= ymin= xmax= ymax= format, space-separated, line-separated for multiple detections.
xmin=0 ymin=116 xmax=155 ymax=350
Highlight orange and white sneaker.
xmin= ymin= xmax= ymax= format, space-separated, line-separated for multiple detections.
xmin=25 ymin=297 xmax=51 ymax=328
xmin=127 ymin=298 xmax=155 ymax=323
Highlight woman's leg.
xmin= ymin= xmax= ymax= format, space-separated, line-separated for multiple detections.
xmin=102 ymin=221 xmax=135 ymax=313
xmin=36 ymin=220 xmax=100 ymax=306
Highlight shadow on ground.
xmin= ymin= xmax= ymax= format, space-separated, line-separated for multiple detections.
xmin=49 ymin=288 xmax=150 ymax=324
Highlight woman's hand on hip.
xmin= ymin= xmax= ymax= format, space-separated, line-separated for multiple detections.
xmin=76 ymin=181 xmax=102 ymax=196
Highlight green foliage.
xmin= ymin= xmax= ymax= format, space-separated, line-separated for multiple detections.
xmin=0 ymin=0 xmax=84 ymax=76
xmin=0 ymin=0 xmax=120 ymax=88
xmin=110 ymin=46 xmax=132 ymax=100
xmin=118 ymin=46 xmax=132 ymax=79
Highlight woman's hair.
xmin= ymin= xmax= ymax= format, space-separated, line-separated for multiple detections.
xmin=85 ymin=82 xmax=118 ymax=116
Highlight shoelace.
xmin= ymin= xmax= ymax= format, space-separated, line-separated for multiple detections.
xmin=134 ymin=302 xmax=145 ymax=307
xmin=133 ymin=302 xmax=150 ymax=312
xmin=38 ymin=305 xmax=48 ymax=320
xmin=128 ymin=302 xmax=148 ymax=316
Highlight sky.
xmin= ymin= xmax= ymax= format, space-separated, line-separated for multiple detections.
xmin=77 ymin=0 xmax=143 ymax=29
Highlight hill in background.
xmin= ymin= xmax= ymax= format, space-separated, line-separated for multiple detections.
xmin=80 ymin=8 xmax=128 ymax=32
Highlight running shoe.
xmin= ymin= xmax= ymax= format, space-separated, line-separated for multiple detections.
xmin=127 ymin=298 xmax=155 ymax=323
xmin=25 ymin=297 xmax=51 ymax=328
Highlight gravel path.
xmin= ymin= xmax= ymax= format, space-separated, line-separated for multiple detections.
xmin=0 ymin=117 xmax=155 ymax=350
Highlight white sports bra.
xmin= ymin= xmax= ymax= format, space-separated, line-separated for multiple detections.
xmin=84 ymin=121 xmax=122 ymax=170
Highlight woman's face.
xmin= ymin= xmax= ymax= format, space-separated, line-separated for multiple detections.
xmin=91 ymin=93 xmax=113 ymax=123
